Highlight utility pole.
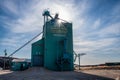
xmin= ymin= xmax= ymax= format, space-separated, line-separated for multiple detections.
xmin=78 ymin=53 xmax=86 ymax=70
xmin=4 ymin=49 xmax=7 ymax=70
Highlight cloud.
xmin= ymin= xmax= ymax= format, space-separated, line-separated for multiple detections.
xmin=11 ymin=15 xmax=43 ymax=33
xmin=74 ymin=36 xmax=119 ymax=54
xmin=1 ymin=0 xmax=19 ymax=15
xmin=1 ymin=0 xmax=91 ymax=33
xmin=92 ymin=19 xmax=101 ymax=30
xmin=99 ymin=22 xmax=120 ymax=37
xmin=0 ymin=35 xmax=25 ymax=47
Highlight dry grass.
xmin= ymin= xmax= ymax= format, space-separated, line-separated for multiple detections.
xmin=77 ymin=66 xmax=120 ymax=70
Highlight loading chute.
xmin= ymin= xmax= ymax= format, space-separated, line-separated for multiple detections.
xmin=8 ymin=32 xmax=43 ymax=57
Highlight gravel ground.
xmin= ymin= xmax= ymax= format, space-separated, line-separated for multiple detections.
xmin=0 ymin=67 xmax=120 ymax=80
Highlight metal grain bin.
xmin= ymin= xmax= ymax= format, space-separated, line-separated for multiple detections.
xmin=44 ymin=20 xmax=73 ymax=71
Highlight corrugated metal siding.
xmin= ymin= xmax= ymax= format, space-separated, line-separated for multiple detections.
xmin=31 ymin=39 xmax=44 ymax=66
xmin=32 ymin=55 xmax=43 ymax=66
xmin=44 ymin=22 xmax=73 ymax=71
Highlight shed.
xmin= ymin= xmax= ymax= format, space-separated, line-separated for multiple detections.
xmin=11 ymin=58 xmax=30 ymax=71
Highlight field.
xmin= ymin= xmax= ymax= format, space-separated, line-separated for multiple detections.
xmin=76 ymin=65 xmax=120 ymax=70
xmin=0 ymin=67 xmax=120 ymax=80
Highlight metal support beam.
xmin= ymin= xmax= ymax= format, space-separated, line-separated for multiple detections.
xmin=78 ymin=53 xmax=86 ymax=70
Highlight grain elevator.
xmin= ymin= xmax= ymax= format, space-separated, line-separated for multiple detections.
xmin=31 ymin=10 xmax=73 ymax=71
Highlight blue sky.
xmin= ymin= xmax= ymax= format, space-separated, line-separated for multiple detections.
xmin=0 ymin=0 xmax=120 ymax=65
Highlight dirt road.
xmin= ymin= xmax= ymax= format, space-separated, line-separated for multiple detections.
xmin=0 ymin=67 xmax=120 ymax=80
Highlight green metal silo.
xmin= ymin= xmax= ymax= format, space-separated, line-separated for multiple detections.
xmin=44 ymin=20 xmax=73 ymax=71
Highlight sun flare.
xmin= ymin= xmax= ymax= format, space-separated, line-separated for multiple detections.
xmin=51 ymin=5 xmax=71 ymax=21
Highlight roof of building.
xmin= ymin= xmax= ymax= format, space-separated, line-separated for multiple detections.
xmin=12 ymin=58 xmax=26 ymax=62
xmin=12 ymin=58 xmax=31 ymax=62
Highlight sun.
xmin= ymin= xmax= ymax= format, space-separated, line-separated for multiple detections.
xmin=51 ymin=5 xmax=71 ymax=22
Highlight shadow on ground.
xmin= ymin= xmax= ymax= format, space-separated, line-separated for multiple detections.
xmin=0 ymin=67 xmax=114 ymax=80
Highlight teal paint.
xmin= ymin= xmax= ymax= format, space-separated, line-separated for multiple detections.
xmin=11 ymin=61 xmax=29 ymax=71
xmin=31 ymin=11 xmax=73 ymax=71
xmin=31 ymin=39 xmax=44 ymax=66
xmin=44 ymin=21 xmax=73 ymax=71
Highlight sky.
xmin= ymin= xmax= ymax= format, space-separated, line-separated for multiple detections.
xmin=0 ymin=0 xmax=120 ymax=65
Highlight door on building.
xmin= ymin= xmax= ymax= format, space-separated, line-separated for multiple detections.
xmin=32 ymin=55 xmax=44 ymax=66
